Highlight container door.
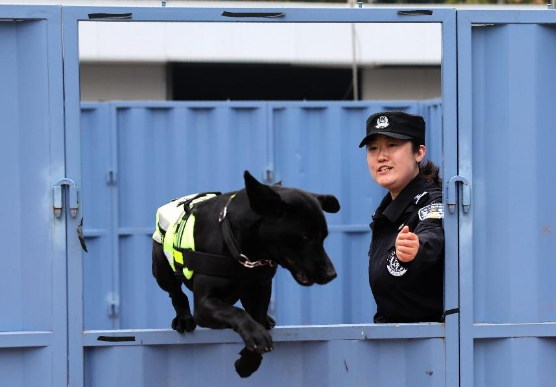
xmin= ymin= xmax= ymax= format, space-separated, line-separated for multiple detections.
xmin=0 ymin=6 xmax=68 ymax=387
xmin=457 ymin=11 xmax=556 ymax=387
xmin=62 ymin=6 xmax=459 ymax=387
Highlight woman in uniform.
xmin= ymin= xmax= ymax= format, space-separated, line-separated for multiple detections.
xmin=359 ymin=111 xmax=444 ymax=323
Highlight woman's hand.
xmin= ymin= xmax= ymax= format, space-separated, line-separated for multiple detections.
xmin=396 ymin=226 xmax=419 ymax=262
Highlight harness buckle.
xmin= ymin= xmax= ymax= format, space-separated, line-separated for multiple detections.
xmin=218 ymin=207 xmax=227 ymax=223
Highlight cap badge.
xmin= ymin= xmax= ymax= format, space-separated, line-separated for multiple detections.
xmin=375 ymin=116 xmax=389 ymax=129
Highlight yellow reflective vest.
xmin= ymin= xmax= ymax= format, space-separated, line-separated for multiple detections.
xmin=152 ymin=193 xmax=218 ymax=280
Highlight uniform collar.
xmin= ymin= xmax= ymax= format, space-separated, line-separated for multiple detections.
xmin=380 ymin=174 xmax=429 ymax=223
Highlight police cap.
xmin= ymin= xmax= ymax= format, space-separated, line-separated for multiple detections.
xmin=358 ymin=111 xmax=425 ymax=148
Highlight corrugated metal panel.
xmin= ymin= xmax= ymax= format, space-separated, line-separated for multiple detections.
xmin=470 ymin=24 xmax=556 ymax=324
xmin=474 ymin=338 xmax=556 ymax=387
xmin=80 ymin=100 xmax=443 ymax=329
xmin=0 ymin=16 xmax=53 ymax=333
xmin=83 ymin=326 xmax=445 ymax=387
xmin=0 ymin=6 xmax=67 ymax=387
xmin=81 ymin=104 xmax=117 ymax=330
xmin=457 ymin=13 xmax=556 ymax=387
xmin=84 ymin=340 xmax=445 ymax=387
xmin=0 ymin=348 xmax=53 ymax=386
xmin=420 ymin=99 xmax=443 ymax=167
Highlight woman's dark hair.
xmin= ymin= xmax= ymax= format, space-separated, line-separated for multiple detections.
xmin=411 ymin=141 xmax=442 ymax=188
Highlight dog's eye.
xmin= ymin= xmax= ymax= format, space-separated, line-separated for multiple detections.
xmin=301 ymin=235 xmax=320 ymax=242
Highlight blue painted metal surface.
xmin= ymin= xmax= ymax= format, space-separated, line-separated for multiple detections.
xmin=84 ymin=338 xmax=446 ymax=387
xmin=81 ymin=105 xmax=117 ymax=330
xmin=0 ymin=5 xmax=67 ymax=387
xmin=9 ymin=4 xmax=556 ymax=387
xmin=470 ymin=23 xmax=556 ymax=324
xmin=474 ymin=338 xmax=556 ymax=387
xmin=457 ymin=11 xmax=556 ymax=387
xmin=80 ymin=100 xmax=443 ymax=330
xmin=82 ymin=325 xmax=445 ymax=387
xmin=438 ymin=13 xmax=460 ymax=387
xmin=0 ymin=4 xmax=471 ymax=387
xmin=61 ymin=8 xmax=458 ymax=387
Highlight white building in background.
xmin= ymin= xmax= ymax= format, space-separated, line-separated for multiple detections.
xmin=10 ymin=0 xmax=545 ymax=101
xmin=78 ymin=16 xmax=442 ymax=101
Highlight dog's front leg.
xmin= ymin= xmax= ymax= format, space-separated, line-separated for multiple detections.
xmin=240 ymin=283 xmax=276 ymax=330
xmin=195 ymin=296 xmax=273 ymax=352
xmin=195 ymin=296 xmax=271 ymax=378
xmin=193 ymin=275 xmax=273 ymax=378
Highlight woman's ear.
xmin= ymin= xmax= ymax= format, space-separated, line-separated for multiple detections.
xmin=415 ymin=145 xmax=426 ymax=163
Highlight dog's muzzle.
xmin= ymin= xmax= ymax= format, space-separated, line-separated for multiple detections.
xmin=317 ymin=266 xmax=337 ymax=285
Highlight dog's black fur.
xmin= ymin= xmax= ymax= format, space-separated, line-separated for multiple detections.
xmin=152 ymin=171 xmax=339 ymax=377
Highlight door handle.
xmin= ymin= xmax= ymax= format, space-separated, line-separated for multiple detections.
xmin=53 ymin=178 xmax=79 ymax=218
xmin=447 ymin=175 xmax=471 ymax=214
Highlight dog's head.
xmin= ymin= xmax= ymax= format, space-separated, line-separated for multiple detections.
xmin=243 ymin=171 xmax=339 ymax=286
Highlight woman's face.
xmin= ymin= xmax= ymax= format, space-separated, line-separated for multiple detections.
xmin=366 ymin=135 xmax=426 ymax=199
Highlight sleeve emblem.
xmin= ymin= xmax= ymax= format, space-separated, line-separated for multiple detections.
xmin=386 ymin=249 xmax=408 ymax=277
xmin=418 ymin=203 xmax=444 ymax=221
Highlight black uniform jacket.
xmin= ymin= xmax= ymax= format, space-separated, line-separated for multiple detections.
xmin=368 ymin=174 xmax=444 ymax=323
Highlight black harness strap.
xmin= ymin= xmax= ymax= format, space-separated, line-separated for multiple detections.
xmin=221 ymin=212 xmax=243 ymax=260
xmin=180 ymin=249 xmax=247 ymax=277
xmin=218 ymin=194 xmax=274 ymax=269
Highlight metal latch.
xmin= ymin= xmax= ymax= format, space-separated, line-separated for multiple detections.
xmin=447 ymin=175 xmax=471 ymax=214
xmin=107 ymin=292 xmax=120 ymax=319
xmin=53 ymin=178 xmax=79 ymax=218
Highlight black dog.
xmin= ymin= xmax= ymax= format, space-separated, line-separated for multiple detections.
xmin=152 ymin=171 xmax=339 ymax=377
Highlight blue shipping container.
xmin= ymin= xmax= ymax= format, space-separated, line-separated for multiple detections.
xmin=80 ymin=100 xmax=443 ymax=330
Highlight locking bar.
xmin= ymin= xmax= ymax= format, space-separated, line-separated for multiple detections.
xmin=447 ymin=175 xmax=471 ymax=214
xmin=53 ymin=178 xmax=79 ymax=218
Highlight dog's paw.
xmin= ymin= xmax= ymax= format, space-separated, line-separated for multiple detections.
xmin=265 ymin=315 xmax=276 ymax=330
xmin=240 ymin=323 xmax=274 ymax=354
xmin=235 ymin=348 xmax=263 ymax=378
xmin=172 ymin=315 xmax=196 ymax=333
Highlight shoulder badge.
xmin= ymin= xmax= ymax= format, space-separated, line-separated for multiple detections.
xmin=418 ymin=203 xmax=444 ymax=221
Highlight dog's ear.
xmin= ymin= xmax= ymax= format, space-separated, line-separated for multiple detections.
xmin=244 ymin=171 xmax=284 ymax=215
xmin=313 ymin=194 xmax=340 ymax=214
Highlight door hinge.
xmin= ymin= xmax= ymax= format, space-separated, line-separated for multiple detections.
xmin=53 ymin=178 xmax=79 ymax=218
xmin=447 ymin=175 xmax=471 ymax=214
